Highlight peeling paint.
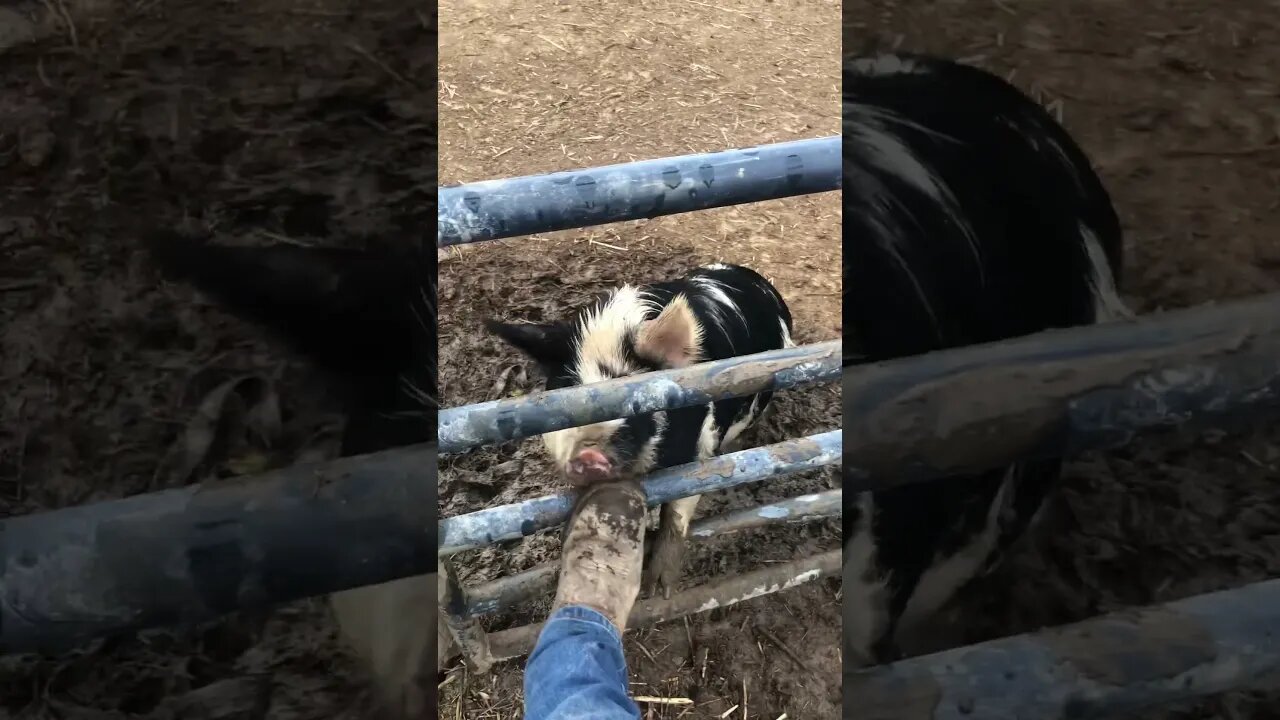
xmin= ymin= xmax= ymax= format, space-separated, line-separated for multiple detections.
xmin=437 ymin=137 xmax=840 ymax=247
xmin=1 ymin=443 xmax=436 ymax=654
xmin=846 ymin=577 xmax=1280 ymax=719
xmin=441 ymin=341 xmax=839 ymax=454
xmin=844 ymin=292 xmax=1280 ymax=489
xmin=482 ymin=549 xmax=841 ymax=661
xmin=462 ymin=488 xmax=841 ymax=616
xmin=784 ymin=569 xmax=821 ymax=587
xmin=438 ymin=431 xmax=840 ymax=555
xmin=1044 ymin=606 xmax=1216 ymax=685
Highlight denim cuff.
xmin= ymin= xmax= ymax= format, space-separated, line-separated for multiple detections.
xmin=544 ymin=604 xmax=624 ymax=643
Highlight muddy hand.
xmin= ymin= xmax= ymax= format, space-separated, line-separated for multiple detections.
xmin=643 ymin=526 xmax=687 ymax=599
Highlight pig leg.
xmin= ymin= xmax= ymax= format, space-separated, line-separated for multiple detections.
xmin=843 ymin=493 xmax=888 ymax=670
xmin=330 ymin=572 xmax=437 ymax=718
xmin=644 ymin=493 xmax=701 ymax=598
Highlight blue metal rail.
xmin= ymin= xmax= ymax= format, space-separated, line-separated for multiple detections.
xmin=844 ymin=291 xmax=1280 ymax=490
xmin=437 ymin=136 xmax=841 ymax=246
xmin=484 ymin=548 xmax=842 ymax=662
xmin=462 ymin=488 xmax=842 ymax=617
xmin=438 ymin=430 xmax=841 ymax=556
xmin=847 ymin=577 xmax=1280 ymax=719
xmin=0 ymin=443 xmax=436 ymax=655
xmin=440 ymin=340 xmax=839 ymax=454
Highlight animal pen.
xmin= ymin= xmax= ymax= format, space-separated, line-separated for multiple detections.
xmin=842 ymin=289 xmax=1280 ymax=718
xmin=436 ymin=133 xmax=1280 ymax=716
xmin=2 ymin=133 xmax=1279 ymax=719
xmin=436 ymin=136 xmax=845 ymax=670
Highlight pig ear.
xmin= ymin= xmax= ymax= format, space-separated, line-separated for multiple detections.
xmin=485 ymin=319 xmax=574 ymax=366
xmin=635 ymin=294 xmax=702 ymax=368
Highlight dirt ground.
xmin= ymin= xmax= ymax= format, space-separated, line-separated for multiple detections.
xmin=437 ymin=0 xmax=841 ymax=717
xmin=853 ymin=1 xmax=1280 ymax=718
xmin=2 ymin=0 xmax=1275 ymax=716
xmin=0 ymin=2 xmax=433 ymax=718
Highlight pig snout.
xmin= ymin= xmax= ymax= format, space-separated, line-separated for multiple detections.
xmin=566 ymin=447 xmax=617 ymax=484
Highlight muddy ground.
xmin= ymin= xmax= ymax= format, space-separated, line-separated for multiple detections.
xmin=1 ymin=0 xmax=1275 ymax=716
xmin=853 ymin=1 xmax=1280 ymax=718
xmin=437 ymin=0 xmax=841 ymax=717
xmin=0 ymin=2 xmax=433 ymax=718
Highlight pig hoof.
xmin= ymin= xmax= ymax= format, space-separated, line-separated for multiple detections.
xmin=644 ymin=533 xmax=686 ymax=599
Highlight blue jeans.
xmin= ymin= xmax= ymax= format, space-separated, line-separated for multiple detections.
xmin=523 ymin=605 xmax=641 ymax=720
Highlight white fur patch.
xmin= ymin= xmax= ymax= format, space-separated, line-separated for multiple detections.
xmin=667 ymin=494 xmax=701 ymax=538
xmin=779 ymin=318 xmax=795 ymax=348
xmin=1079 ymin=223 xmax=1133 ymax=323
xmin=849 ymin=105 xmax=983 ymax=284
xmin=898 ymin=468 xmax=1015 ymax=630
xmin=696 ymin=403 xmax=719 ymax=460
xmin=997 ymin=111 xmax=1090 ymax=197
xmin=634 ymin=411 xmax=667 ymax=476
xmin=536 ymin=286 xmax=659 ymax=470
xmin=573 ymin=285 xmax=654 ymax=385
xmin=720 ymin=395 xmax=758 ymax=452
xmin=846 ymin=106 xmax=976 ymax=339
xmin=843 ymin=493 xmax=888 ymax=667
xmin=541 ymin=421 xmax=624 ymax=471
xmin=690 ymin=273 xmax=748 ymax=338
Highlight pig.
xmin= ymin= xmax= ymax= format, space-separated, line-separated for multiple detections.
xmin=145 ymin=232 xmax=438 ymax=718
xmin=487 ymin=263 xmax=795 ymax=596
xmin=843 ymin=52 xmax=1132 ymax=667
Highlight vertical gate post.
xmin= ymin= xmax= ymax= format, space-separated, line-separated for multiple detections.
xmin=439 ymin=557 xmax=494 ymax=673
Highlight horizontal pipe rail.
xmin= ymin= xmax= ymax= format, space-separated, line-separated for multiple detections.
xmin=464 ymin=488 xmax=842 ymax=616
xmin=0 ymin=444 xmax=436 ymax=656
xmin=486 ymin=548 xmax=842 ymax=662
xmin=440 ymin=340 xmax=839 ymax=454
xmin=438 ymin=430 xmax=841 ymax=556
xmin=846 ymin=576 xmax=1280 ymax=719
xmin=844 ymin=292 xmax=1280 ymax=491
xmin=437 ymin=136 xmax=840 ymax=246
xmin=689 ymin=487 xmax=842 ymax=538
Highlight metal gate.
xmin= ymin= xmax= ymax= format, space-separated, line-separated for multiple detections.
xmin=436 ymin=136 xmax=844 ymax=670
xmin=843 ymin=290 xmax=1280 ymax=718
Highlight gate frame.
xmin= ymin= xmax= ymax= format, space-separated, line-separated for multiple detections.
xmin=436 ymin=136 xmax=845 ymax=671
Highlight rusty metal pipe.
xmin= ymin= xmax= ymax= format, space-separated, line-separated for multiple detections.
xmin=464 ymin=488 xmax=842 ymax=616
xmin=484 ymin=548 xmax=841 ymax=663
xmin=846 ymin=576 xmax=1280 ymax=719
xmin=845 ymin=292 xmax=1280 ymax=489
xmin=440 ymin=340 xmax=840 ymax=454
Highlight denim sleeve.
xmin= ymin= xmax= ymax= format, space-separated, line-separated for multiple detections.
xmin=523 ymin=605 xmax=643 ymax=720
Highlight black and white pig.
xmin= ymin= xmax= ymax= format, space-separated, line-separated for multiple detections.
xmin=145 ymin=232 xmax=438 ymax=718
xmin=487 ymin=263 xmax=794 ymax=596
xmin=843 ymin=53 xmax=1131 ymax=666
